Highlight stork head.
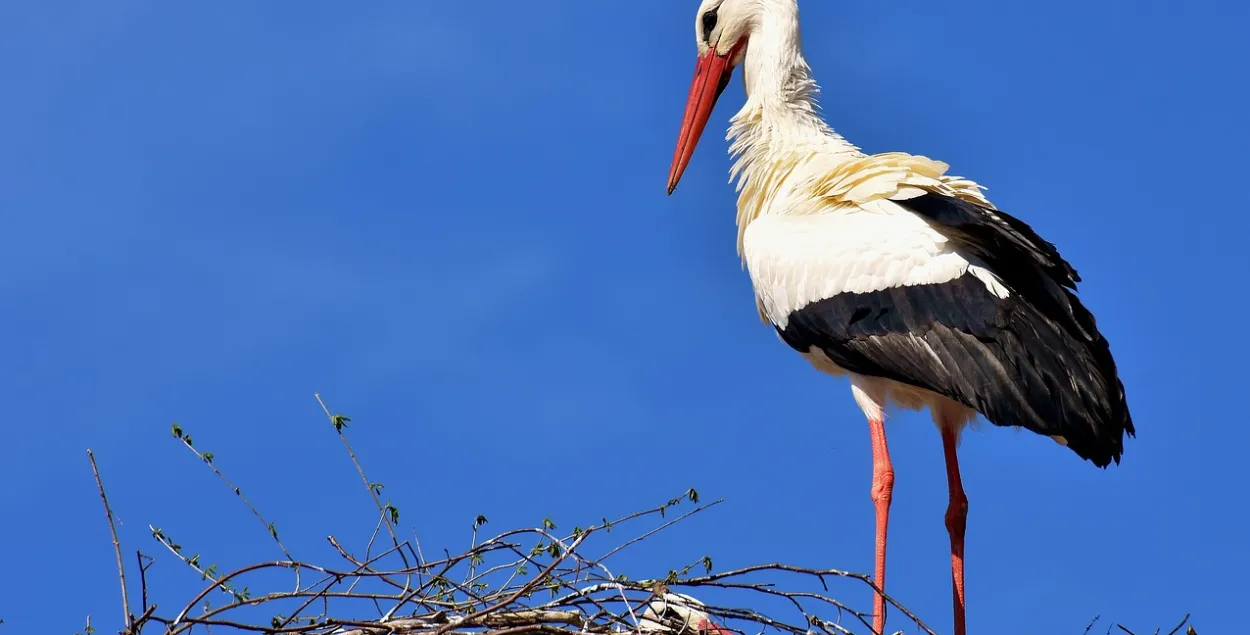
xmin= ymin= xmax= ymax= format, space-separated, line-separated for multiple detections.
xmin=640 ymin=592 xmax=733 ymax=635
xmin=667 ymin=0 xmax=756 ymax=195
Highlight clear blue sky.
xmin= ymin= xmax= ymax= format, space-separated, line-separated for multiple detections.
xmin=2 ymin=1 xmax=1246 ymax=633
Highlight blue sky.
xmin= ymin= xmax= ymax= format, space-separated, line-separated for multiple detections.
xmin=2 ymin=0 xmax=1247 ymax=632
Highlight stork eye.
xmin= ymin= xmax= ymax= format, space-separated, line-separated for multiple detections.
xmin=701 ymin=9 xmax=718 ymax=38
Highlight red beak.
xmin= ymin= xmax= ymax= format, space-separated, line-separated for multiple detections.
xmin=695 ymin=618 xmax=731 ymax=635
xmin=667 ymin=41 xmax=745 ymax=195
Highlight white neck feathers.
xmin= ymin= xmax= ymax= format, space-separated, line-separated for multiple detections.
xmin=727 ymin=0 xmax=861 ymax=255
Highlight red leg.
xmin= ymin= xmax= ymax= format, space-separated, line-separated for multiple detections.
xmin=940 ymin=427 xmax=968 ymax=635
xmin=868 ymin=416 xmax=894 ymax=635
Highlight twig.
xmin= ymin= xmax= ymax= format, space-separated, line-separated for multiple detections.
xmin=673 ymin=563 xmax=934 ymax=635
xmin=1084 ymin=616 xmax=1101 ymax=635
xmin=1164 ymin=615 xmax=1191 ymax=635
xmin=595 ymin=500 xmax=723 ymax=565
xmin=315 ymin=394 xmax=412 ymax=572
xmin=434 ymin=530 xmax=594 ymax=635
xmin=87 ymin=449 xmax=132 ymax=633
xmin=172 ymin=433 xmax=295 ymax=563
xmin=137 ymin=550 xmax=154 ymax=615
xmin=149 ymin=526 xmax=251 ymax=606
xmin=169 ymin=560 xmax=330 ymax=629
xmin=132 ymin=606 xmax=157 ymax=633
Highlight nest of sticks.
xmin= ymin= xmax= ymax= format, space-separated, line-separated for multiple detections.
xmin=79 ymin=394 xmax=1194 ymax=635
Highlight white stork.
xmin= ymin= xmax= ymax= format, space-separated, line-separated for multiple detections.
xmin=640 ymin=593 xmax=731 ymax=635
xmin=664 ymin=1 xmax=1135 ymax=634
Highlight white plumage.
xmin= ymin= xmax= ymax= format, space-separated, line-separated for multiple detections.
xmin=639 ymin=593 xmax=727 ymax=635
xmin=744 ymin=206 xmax=1012 ymax=330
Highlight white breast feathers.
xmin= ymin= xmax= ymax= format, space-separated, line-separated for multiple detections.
xmin=743 ymin=200 xmax=1010 ymax=330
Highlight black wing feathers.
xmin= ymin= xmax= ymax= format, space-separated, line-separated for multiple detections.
xmin=896 ymin=193 xmax=1094 ymax=341
xmin=779 ymin=192 xmax=1134 ymax=467
xmin=896 ymin=193 xmax=1080 ymax=287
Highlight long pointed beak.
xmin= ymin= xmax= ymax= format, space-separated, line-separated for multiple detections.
xmin=667 ymin=43 xmax=742 ymax=195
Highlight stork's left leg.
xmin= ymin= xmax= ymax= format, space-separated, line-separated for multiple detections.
xmin=868 ymin=415 xmax=894 ymax=635
xmin=940 ymin=425 xmax=968 ymax=635
xmin=850 ymin=377 xmax=893 ymax=635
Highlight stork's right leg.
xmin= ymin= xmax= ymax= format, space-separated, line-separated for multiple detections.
xmin=851 ymin=378 xmax=893 ymax=635
xmin=868 ymin=414 xmax=895 ymax=635
xmin=940 ymin=425 xmax=968 ymax=635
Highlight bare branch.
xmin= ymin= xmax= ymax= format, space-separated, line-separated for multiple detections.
xmin=171 ymin=429 xmax=295 ymax=563
xmin=315 ymin=394 xmax=412 ymax=572
xmin=87 ymin=449 xmax=132 ymax=633
xmin=1164 ymin=615 xmax=1192 ymax=635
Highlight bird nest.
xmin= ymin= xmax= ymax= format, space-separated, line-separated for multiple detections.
xmin=133 ymin=496 xmax=924 ymax=635
xmin=78 ymin=395 xmax=1194 ymax=635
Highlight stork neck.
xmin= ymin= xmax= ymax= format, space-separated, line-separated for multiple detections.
xmin=729 ymin=2 xmax=859 ymax=177
xmin=741 ymin=1 xmax=819 ymax=119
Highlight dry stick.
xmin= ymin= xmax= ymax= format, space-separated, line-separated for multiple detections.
xmin=174 ymin=436 xmax=295 ymax=562
xmin=409 ymin=528 xmax=430 ymax=576
xmin=169 ymin=560 xmax=335 ymax=630
xmin=234 ymin=621 xmax=583 ymax=635
xmin=382 ymin=551 xmax=475 ymax=620
xmin=315 ymin=392 xmax=418 ymax=621
xmin=501 ymin=494 xmax=715 ymax=632
xmin=149 ymin=527 xmax=255 ymax=606
xmin=314 ymin=394 xmax=411 ymax=566
xmin=133 ymin=606 xmax=157 ymax=630
xmin=680 ymin=564 xmax=871 ymax=588
xmin=318 ymin=533 xmax=442 ymax=620
xmin=192 ymin=590 xmax=432 ymax=623
xmin=87 ymin=449 xmax=133 ymax=633
xmin=134 ymin=547 xmax=163 ymax=632
xmin=328 ymin=534 xmax=409 ymax=596
xmin=595 ymin=499 xmax=722 ymax=564
xmin=688 ymin=581 xmax=869 ymax=634
xmin=677 ymin=564 xmax=934 ymax=635
xmin=136 ymin=551 xmax=149 ymax=614
xmin=529 ymin=532 xmax=639 ymax=630
xmin=809 ymin=617 xmax=854 ymax=635
xmin=274 ymin=573 xmax=347 ymax=632
xmin=527 ymin=568 xmax=628 ymax=628
xmin=536 ymin=499 xmax=723 ymax=631
xmin=596 ymin=491 xmax=700 ymax=532
xmin=364 ymin=505 xmax=390 ymax=562
xmin=584 ymin=492 xmax=719 ymax=625
xmin=434 ymin=530 xmax=594 ymax=635
xmin=1084 ymin=616 xmax=1102 ymax=635
xmin=1164 ymin=615 xmax=1191 ymax=635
